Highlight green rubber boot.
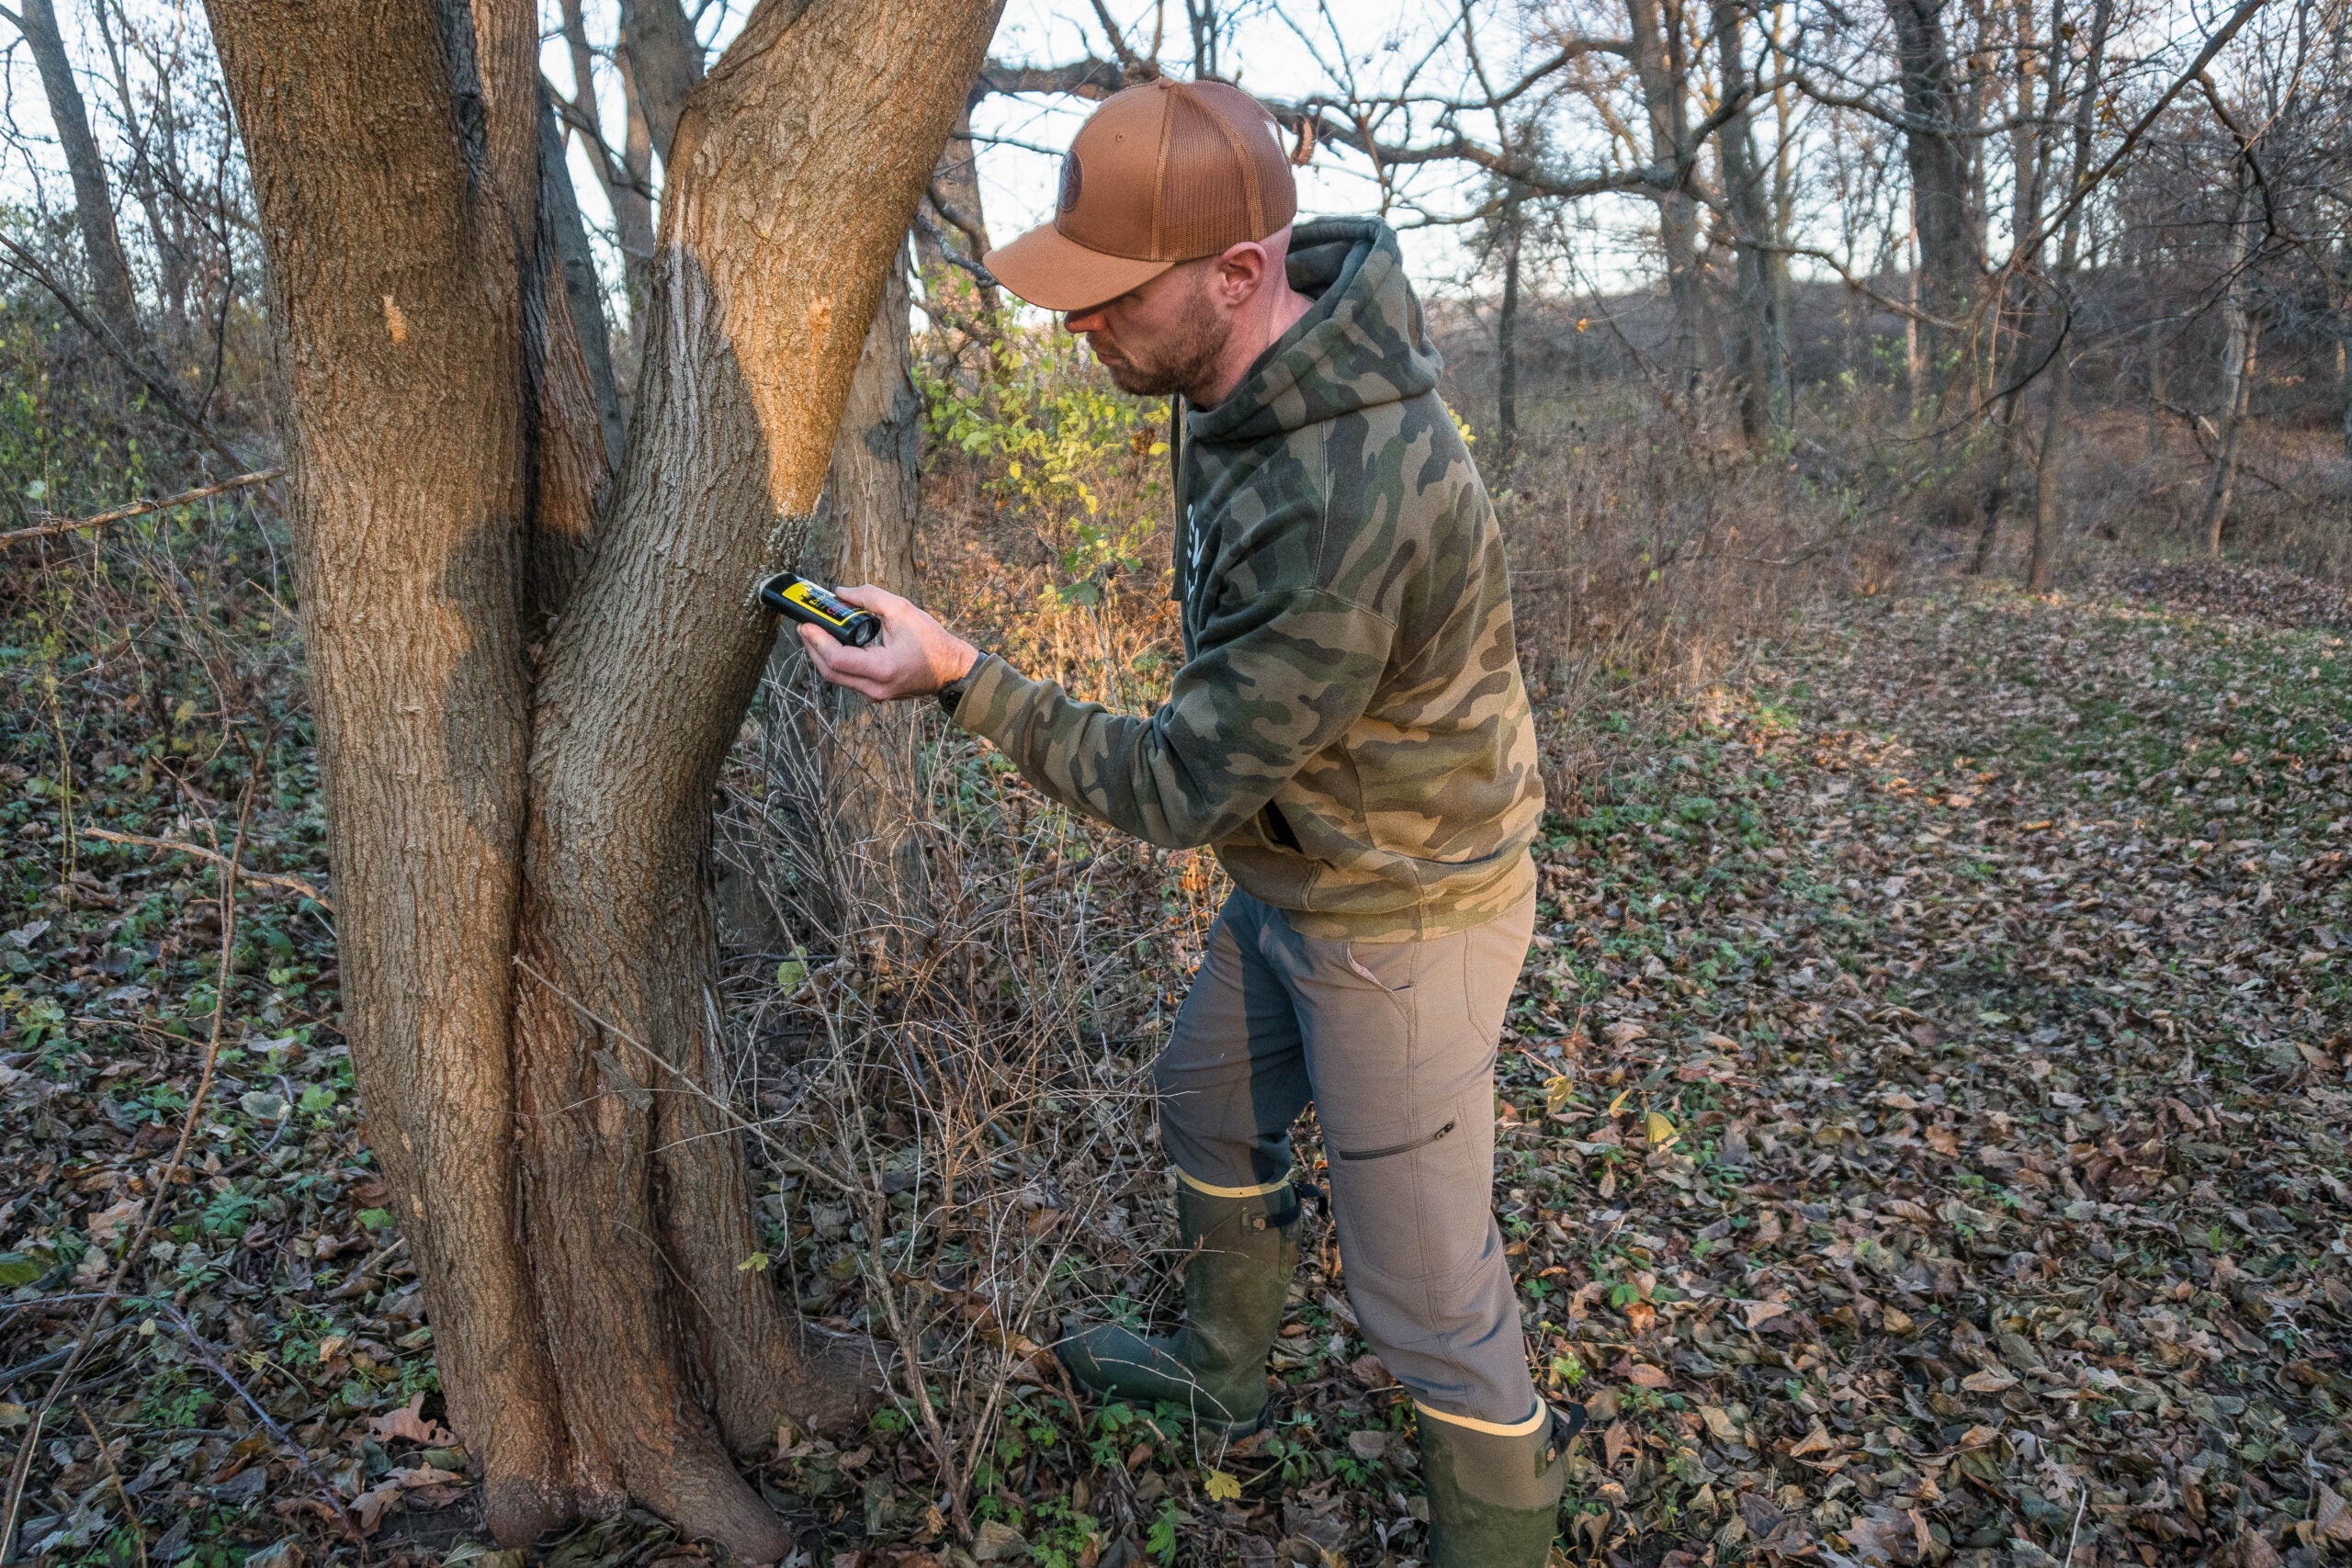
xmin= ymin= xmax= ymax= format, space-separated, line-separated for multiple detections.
xmin=1057 ymin=1178 xmax=1300 ymax=1435
xmin=1418 ymin=1401 xmax=1585 ymax=1567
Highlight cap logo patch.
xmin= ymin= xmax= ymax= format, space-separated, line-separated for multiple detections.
xmin=1058 ymin=152 xmax=1084 ymax=213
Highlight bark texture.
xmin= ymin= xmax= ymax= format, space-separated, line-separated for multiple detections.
xmin=209 ymin=0 xmax=998 ymax=1552
xmin=206 ymin=0 xmax=566 ymax=1535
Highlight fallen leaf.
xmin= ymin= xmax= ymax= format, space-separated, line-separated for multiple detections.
xmin=85 ymin=1196 xmax=141 ymax=1247
xmin=368 ymin=1392 xmax=456 ymax=1447
xmin=2313 ymin=1483 xmax=2352 ymax=1543
xmin=972 ymin=1519 xmax=1030 ymax=1562
xmin=1603 ymin=1420 xmax=1634 ymax=1468
xmin=1960 ymin=1368 xmax=2018 ymax=1394
xmin=1788 ymin=1423 xmax=1836 ymax=1457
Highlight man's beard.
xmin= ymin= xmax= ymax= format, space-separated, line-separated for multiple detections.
xmin=1091 ymin=276 xmax=1230 ymax=399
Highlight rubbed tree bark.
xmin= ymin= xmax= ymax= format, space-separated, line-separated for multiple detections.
xmin=209 ymin=0 xmax=999 ymax=1552
xmin=1886 ymin=0 xmax=1984 ymax=389
xmin=16 ymin=0 xmax=142 ymax=352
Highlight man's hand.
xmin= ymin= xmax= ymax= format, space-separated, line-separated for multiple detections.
xmin=797 ymin=584 xmax=980 ymax=702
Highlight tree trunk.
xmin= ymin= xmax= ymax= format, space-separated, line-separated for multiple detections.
xmin=1628 ymin=0 xmax=1705 ymax=392
xmin=92 ymin=0 xmax=193 ymax=351
xmin=2025 ymin=0 xmax=2111 ymax=595
xmin=1713 ymin=0 xmax=1777 ymax=445
xmin=1971 ymin=388 xmax=2025 ymax=574
xmin=2025 ymin=343 xmax=2072 ymax=592
xmin=917 ymin=102 xmax=1002 ymax=335
xmin=208 ymin=0 xmax=998 ymax=1553
xmin=2199 ymin=175 xmax=2256 ymax=557
xmin=1496 ymin=183 xmax=1522 ymax=476
xmin=619 ymin=0 xmax=704 ymax=162
xmin=1886 ymin=0 xmax=1984 ymax=389
xmin=539 ymin=86 xmax=625 ymax=467
xmin=757 ymin=251 xmax=931 ymax=949
xmin=17 ymin=0 xmax=143 ymax=353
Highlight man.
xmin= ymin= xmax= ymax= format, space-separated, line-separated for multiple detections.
xmin=798 ymin=77 xmax=1578 ymax=1565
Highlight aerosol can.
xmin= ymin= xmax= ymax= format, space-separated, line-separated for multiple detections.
xmin=759 ymin=572 xmax=882 ymax=648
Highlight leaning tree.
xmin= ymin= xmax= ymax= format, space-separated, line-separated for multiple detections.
xmin=201 ymin=0 xmax=999 ymax=1551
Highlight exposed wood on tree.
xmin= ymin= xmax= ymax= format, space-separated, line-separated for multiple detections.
xmin=203 ymin=0 xmax=1000 ymax=1551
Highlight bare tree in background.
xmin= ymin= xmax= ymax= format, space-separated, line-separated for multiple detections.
xmin=10 ymin=0 xmax=142 ymax=353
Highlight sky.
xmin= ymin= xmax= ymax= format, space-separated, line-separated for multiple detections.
xmin=0 ymin=0 xmax=2279 ymax=329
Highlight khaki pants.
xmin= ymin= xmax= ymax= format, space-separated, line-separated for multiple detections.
xmin=1154 ymin=883 xmax=1541 ymax=1427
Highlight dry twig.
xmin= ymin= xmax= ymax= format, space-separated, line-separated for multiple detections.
xmin=0 ymin=469 xmax=283 ymax=547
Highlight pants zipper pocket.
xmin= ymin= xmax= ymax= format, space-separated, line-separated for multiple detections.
xmin=1335 ymin=1119 xmax=1456 ymax=1162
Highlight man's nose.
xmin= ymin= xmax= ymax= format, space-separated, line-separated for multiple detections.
xmin=1064 ymin=307 xmax=1104 ymax=333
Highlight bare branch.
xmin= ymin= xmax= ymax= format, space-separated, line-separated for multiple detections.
xmin=0 ymin=468 xmax=282 ymax=547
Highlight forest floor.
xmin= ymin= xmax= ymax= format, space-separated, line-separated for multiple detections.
xmin=3 ymin=564 xmax=2349 ymax=1568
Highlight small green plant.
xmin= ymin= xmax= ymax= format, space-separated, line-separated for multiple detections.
xmin=1146 ymin=1497 xmax=1182 ymax=1563
xmin=917 ymin=326 xmax=1166 ymax=608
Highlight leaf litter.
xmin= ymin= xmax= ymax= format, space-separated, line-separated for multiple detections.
xmin=3 ymin=566 xmax=2347 ymax=1566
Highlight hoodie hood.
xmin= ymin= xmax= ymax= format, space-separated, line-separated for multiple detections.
xmin=1186 ymin=219 xmax=1443 ymax=449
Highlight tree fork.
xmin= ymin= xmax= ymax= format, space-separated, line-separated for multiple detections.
xmin=210 ymin=0 xmax=999 ymax=1552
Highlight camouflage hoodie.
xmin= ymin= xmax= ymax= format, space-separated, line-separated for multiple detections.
xmin=953 ymin=218 xmax=1543 ymax=939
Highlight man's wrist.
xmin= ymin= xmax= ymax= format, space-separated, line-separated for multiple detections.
xmin=935 ymin=648 xmax=985 ymax=720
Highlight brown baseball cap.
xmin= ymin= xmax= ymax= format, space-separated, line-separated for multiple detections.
xmin=984 ymin=78 xmax=1298 ymax=314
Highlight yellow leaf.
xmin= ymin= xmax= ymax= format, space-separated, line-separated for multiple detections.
xmin=1204 ymin=1467 xmax=1242 ymax=1502
xmin=1645 ymin=1111 xmax=1679 ymax=1148
xmin=1147 ymin=441 xmax=1169 ymax=456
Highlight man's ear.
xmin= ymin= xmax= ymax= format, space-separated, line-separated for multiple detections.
xmin=1216 ymin=240 xmax=1272 ymax=302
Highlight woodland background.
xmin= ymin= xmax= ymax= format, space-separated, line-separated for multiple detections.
xmin=0 ymin=0 xmax=2348 ymax=1565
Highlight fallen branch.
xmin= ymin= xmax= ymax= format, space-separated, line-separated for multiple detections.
xmin=79 ymin=826 xmax=333 ymax=910
xmin=0 ymin=469 xmax=282 ymax=547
